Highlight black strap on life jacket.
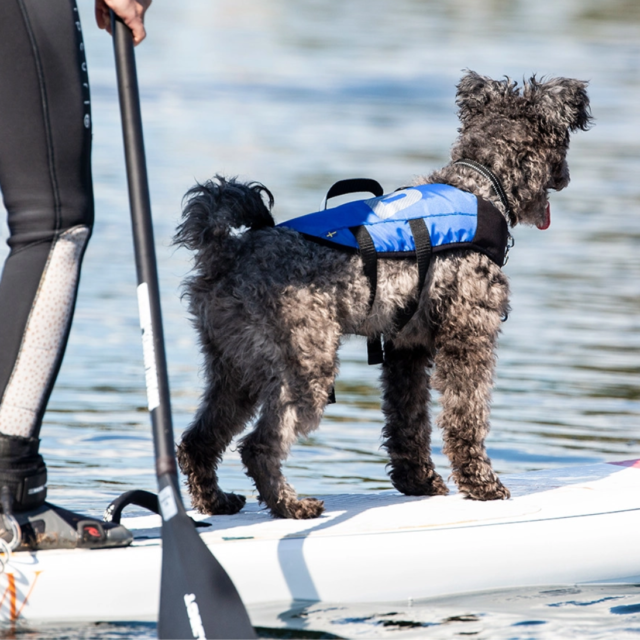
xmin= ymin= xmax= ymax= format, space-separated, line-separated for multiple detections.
xmin=392 ymin=218 xmax=433 ymax=333
xmin=324 ymin=179 xmax=384 ymax=402
xmin=349 ymin=225 xmax=378 ymax=312
xmin=349 ymin=217 xmax=433 ymax=365
xmin=349 ymin=224 xmax=386 ymax=364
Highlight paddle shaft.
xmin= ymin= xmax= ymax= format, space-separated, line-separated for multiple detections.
xmin=111 ymin=16 xmax=177 ymax=490
xmin=111 ymin=16 xmax=256 ymax=639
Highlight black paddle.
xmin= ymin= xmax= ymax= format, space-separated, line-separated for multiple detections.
xmin=110 ymin=14 xmax=256 ymax=639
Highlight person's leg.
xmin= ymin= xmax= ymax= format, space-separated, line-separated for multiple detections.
xmin=0 ymin=0 xmax=92 ymax=514
xmin=0 ymin=0 xmax=130 ymax=548
xmin=0 ymin=0 xmax=93 ymax=437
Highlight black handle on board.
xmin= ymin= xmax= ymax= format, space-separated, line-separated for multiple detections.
xmin=111 ymin=13 xmax=256 ymax=639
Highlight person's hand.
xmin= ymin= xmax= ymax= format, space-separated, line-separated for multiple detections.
xmin=95 ymin=0 xmax=152 ymax=46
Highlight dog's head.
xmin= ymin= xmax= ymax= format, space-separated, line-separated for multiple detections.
xmin=451 ymin=71 xmax=592 ymax=228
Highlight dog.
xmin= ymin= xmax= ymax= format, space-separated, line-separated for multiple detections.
xmin=175 ymin=71 xmax=591 ymax=519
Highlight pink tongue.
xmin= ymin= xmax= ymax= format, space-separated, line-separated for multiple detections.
xmin=537 ymin=203 xmax=551 ymax=230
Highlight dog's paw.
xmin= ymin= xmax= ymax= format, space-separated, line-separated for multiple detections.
xmin=394 ymin=475 xmax=450 ymax=497
xmin=461 ymin=479 xmax=510 ymax=501
xmin=390 ymin=466 xmax=450 ymax=497
xmin=217 ymin=491 xmax=248 ymax=514
xmin=272 ymin=497 xmax=325 ymax=519
xmin=194 ymin=490 xmax=247 ymax=515
xmin=421 ymin=474 xmax=450 ymax=496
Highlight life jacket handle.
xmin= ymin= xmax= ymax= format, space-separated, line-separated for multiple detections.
xmin=322 ymin=178 xmax=384 ymax=210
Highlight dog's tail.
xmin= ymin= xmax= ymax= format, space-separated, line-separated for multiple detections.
xmin=174 ymin=176 xmax=275 ymax=258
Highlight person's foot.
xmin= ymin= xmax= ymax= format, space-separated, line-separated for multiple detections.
xmin=1 ymin=502 xmax=133 ymax=551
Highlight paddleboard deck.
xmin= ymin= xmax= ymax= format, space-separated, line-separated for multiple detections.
xmin=2 ymin=460 xmax=639 ymax=623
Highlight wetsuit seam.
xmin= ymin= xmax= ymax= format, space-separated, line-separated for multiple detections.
xmin=6 ymin=237 xmax=54 ymax=259
xmin=16 ymin=0 xmax=63 ymax=236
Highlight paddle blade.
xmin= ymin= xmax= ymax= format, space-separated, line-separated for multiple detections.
xmin=157 ymin=481 xmax=256 ymax=639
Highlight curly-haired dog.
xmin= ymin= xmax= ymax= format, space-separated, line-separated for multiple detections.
xmin=175 ymin=71 xmax=591 ymax=519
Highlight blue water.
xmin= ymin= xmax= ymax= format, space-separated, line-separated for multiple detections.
xmin=1 ymin=0 xmax=639 ymax=637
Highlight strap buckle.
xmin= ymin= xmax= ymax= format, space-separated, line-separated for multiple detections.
xmin=503 ymin=233 xmax=515 ymax=266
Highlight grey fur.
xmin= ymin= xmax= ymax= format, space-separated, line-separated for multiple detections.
xmin=175 ymin=71 xmax=592 ymax=519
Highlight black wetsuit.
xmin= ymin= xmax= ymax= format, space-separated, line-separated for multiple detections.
xmin=0 ymin=0 xmax=93 ymax=508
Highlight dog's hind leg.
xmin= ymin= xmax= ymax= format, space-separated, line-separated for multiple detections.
xmin=381 ymin=341 xmax=449 ymax=496
xmin=177 ymin=365 xmax=258 ymax=515
xmin=239 ymin=385 xmax=325 ymax=520
xmin=239 ymin=324 xmax=339 ymax=519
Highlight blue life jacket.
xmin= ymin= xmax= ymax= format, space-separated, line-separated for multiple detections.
xmin=279 ymin=183 xmax=509 ymax=267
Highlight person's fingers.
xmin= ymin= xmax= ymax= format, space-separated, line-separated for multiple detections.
xmin=95 ymin=0 xmax=114 ymax=34
xmin=134 ymin=0 xmax=152 ymax=45
xmin=129 ymin=20 xmax=147 ymax=45
xmin=94 ymin=0 xmax=151 ymax=45
xmin=120 ymin=0 xmax=151 ymax=45
xmin=95 ymin=0 xmax=106 ymax=30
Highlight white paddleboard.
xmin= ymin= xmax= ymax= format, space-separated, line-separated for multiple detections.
xmin=1 ymin=460 xmax=639 ymax=624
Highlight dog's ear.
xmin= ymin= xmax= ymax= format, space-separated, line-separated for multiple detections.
xmin=525 ymin=77 xmax=593 ymax=132
xmin=456 ymin=70 xmax=519 ymax=125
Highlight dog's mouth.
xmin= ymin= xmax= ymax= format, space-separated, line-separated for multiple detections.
xmin=536 ymin=203 xmax=551 ymax=230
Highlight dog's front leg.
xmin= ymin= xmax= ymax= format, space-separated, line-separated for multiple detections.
xmin=431 ymin=266 xmax=510 ymax=500
xmin=381 ymin=341 xmax=449 ymax=496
